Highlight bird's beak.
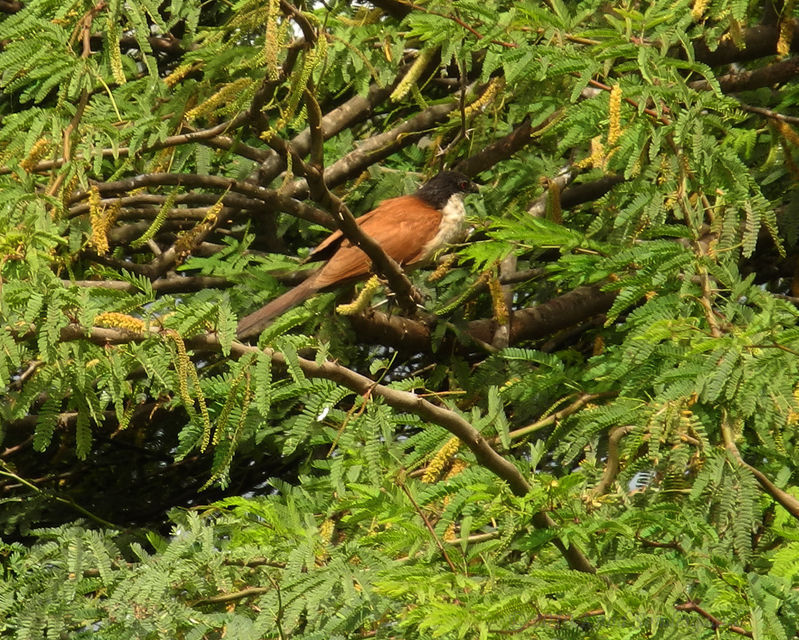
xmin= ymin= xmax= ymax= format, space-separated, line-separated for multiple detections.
xmin=467 ymin=179 xmax=480 ymax=193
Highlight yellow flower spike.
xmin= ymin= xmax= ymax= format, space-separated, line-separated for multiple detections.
xmin=94 ymin=312 xmax=145 ymax=335
xmin=691 ymin=0 xmax=709 ymax=20
xmin=336 ymin=275 xmax=382 ymax=315
xmin=608 ymin=84 xmax=622 ymax=146
xmin=422 ymin=437 xmax=460 ymax=484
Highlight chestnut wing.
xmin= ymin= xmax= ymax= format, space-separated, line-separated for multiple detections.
xmin=314 ymin=196 xmax=442 ymax=288
xmin=308 ymin=200 xmax=390 ymax=261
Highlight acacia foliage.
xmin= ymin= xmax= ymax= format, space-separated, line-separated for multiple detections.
xmin=2 ymin=0 xmax=799 ymax=637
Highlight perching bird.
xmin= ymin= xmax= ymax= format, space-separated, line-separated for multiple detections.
xmin=236 ymin=171 xmax=476 ymax=339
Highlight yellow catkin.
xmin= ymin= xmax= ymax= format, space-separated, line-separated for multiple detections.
xmin=108 ymin=18 xmax=126 ymax=85
xmin=390 ymin=47 xmax=436 ymax=102
xmin=187 ymin=344 xmax=212 ymax=449
xmin=281 ymin=36 xmax=325 ymax=130
xmin=319 ymin=518 xmax=335 ymax=545
xmin=94 ymin=312 xmax=145 ymax=334
xmin=167 ymin=330 xmax=192 ymax=414
xmin=777 ymin=6 xmax=795 ymax=58
xmin=789 ymin=385 xmax=799 ymax=424
xmin=163 ymin=62 xmax=199 ymax=88
xmin=88 ymin=185 xmax=111 ymax=255
xmin=488 ymin=275 xmax=509 ymax=325
xmin=61 ymin=171 xmax=80 ymax=202
xmin=608 ymin=84 xmax=622 ymax=146
xmin=575 ymin=136 xmax=606 ymax=169
xmin=427 ymin=253 xmax=457 ymax=283
xmin=106 ymin=198 xmax=121 ymax=226
xmin=727 ymin=18 xmax=744 ymax=47
xmin=444 ymin=458 xmax=467 ymax=480
xmin=463 ymin=77 xmax=504 ymax=118
xmin=422 ymin=437 xmax=460 ymax=483
xmin=264 ymin=0 xmax=281 ymax=81
xmin=336 ymin=275 xmax=382 ymax=315
xmin=204 ymin=198 xmax=223 ymax=226
xmin=185 ymin=78 xmax=252 ymax=121
xmin=435 ymin=271 xmax=491 ymax=316
xmin=443 ymin=522 xmax=457 ymax=542
xmin=20 ymin=137 xmax=50 ymax=173
xmin=691 ymin=0 xmax=709 ymax=20
xmin=174 ymin=198 xmax=225 ymax=262
xmin=590 ymin=136 xmax=606 ymax=169
xmin=166 ymin=330 xmax=212 ymax=452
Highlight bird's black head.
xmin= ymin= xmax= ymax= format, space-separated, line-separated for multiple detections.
xmin=415 ymin=171 xmax=477 ymax=209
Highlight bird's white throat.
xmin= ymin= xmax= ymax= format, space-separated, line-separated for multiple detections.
xmin=420 ymin=193 xmax=466 ymax=260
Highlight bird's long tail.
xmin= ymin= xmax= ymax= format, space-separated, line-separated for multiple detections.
xmin=236 ymin=275 xmax=319 ymax=340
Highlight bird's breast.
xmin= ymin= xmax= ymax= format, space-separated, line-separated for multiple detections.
xmin=418 ymin=194 xmax=466 ymax=261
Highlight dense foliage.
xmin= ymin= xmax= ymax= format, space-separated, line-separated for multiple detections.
xmin=2 ymin=0 xmax=799 ymax=637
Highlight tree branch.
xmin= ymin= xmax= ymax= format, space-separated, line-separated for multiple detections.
xmin=346 ymin=285 xmax=617 ymax=353
xmin=68 ymin=192 xmax=265 ymax=218
xmin=721 ymin=417 xmax=799 ymax=521
xmin=3 ymin=116 xmax=263 ymax=176
xmin=689 ymin=21 xmax=799 ymax=67
xmin=591 ymin=425 xmax=633 ymax=496
xmin=286 ymin=100 xmax=460 ymax=199
xmin=52 ymin=322 xmax=596 ymax=573
xmin=690 ymin=55 xmax=799 ymax=92
xmin=71 ymin=173 xmax=334 ymax=228
xmin=256 ymin=81 xmax=395 ymax=185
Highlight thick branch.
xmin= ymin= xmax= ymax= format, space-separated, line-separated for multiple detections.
xmin=68 ymin=192 xmax=265 ymax=218
xmin=457 ymin=112 xmax=563 ymax=179
xmin=368 ymin=0 xmax=411 ymax=19
xmin=690 ymin=56 xmax=799 ymax=92
xmin=286 ymin=101 xmax=459 ymax=199
xmin=469 ymin=286 xmax=617 ymax=345
xmin=528 ymin=175 xmax=624 ymax=216
xmin=4 ymin=117 xmax=262 ymax=176
xmin=347 ymin=286 xmax=617 ymax=352
xmin=71 ymin=173 xmax=334 ymax=228
xmin=257 ymin=82 xmax=394 ymax=185
xmin=690 ymin=22 xmax=799 ymax=67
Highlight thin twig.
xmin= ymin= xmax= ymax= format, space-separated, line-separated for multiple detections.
xmin=674 ymin=601 xmax=753 ymax=637
xmin=498 ymin=393 xmax=611 ymax=443
xmin=302 ymin=89 xmax=421 ymax=316
xmin=0 ymin=460 xmax=118 ymax=529
xmin=397 ymin=477 xmax=459 ymax=573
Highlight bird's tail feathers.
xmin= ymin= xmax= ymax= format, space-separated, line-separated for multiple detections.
xmin=236 ymin=276 xmax=318 ymax=340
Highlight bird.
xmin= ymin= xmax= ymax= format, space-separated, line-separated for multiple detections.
xmin=236 ymin=170 xmax=476 ymax=339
